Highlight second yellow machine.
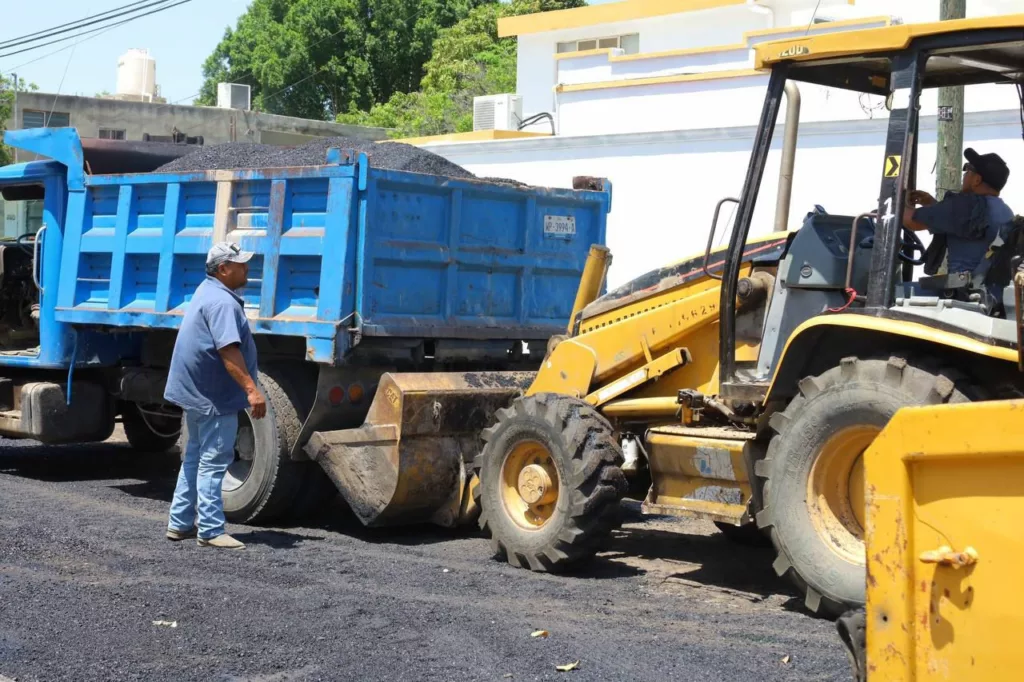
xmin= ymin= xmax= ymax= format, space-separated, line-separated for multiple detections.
xmin=306 ymin=16 xmax=1024 ymax=617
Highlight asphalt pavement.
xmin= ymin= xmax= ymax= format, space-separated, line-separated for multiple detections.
xmin=0 ymin=434 xmax=851 ymax=682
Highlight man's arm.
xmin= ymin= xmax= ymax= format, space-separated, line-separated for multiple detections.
xmin=904 ymin=195 xmax=958 ymax=234
xmin=903 ymin=190 xmax=937 ymax=232
xmin=903 ymin=207 xmax=929 ymax=232
xmin=207 ymin=302 xmax=267 ymax=420
xmin=218 ymin=344 xmax=266 ymax=419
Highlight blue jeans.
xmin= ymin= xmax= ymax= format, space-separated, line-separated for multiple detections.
xmin=168 ymin=411 xmax=238 ymax=539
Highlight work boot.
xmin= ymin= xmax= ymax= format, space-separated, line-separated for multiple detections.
xmin=197 ymin=533 xmax=245 ymax=550
xmin=166 ymin=527 xmax=197 ymax=541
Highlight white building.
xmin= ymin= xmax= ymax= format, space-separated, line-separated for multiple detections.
xmin=406 ymin=0 xmax=1024 ymax=288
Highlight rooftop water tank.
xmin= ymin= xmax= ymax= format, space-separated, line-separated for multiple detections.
xmin=116 ymin=49 xmax=157 ymax=101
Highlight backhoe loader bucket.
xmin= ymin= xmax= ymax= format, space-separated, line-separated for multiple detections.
xmin=303 ymin=371 xmax=534 ymax=528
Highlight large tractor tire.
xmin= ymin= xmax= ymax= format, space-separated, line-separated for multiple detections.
xmin=180 ymin=366 xmax=309 ymax=524
xmin=474 ymin=393 xmax=627 ymax=572
xmin=756 ymin=356 xmax=976 ymax=616
xmin=122 ymin=402 xmax=181 ymax=454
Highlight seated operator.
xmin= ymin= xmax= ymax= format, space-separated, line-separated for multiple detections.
xmin=903 ymin=149 xmax=1014 ymax=300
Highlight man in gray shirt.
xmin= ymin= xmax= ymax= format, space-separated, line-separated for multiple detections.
xmin=164 ymin=242 xmax=266 ymax=549
xmin=904 ymin=148 xmax=1014 ymax=277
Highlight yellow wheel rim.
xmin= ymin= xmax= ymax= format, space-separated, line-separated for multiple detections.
xmin=501 ymin=440 xmax=560 ymax=530
xmin=806 ymin=425 xmax=877 ymax=564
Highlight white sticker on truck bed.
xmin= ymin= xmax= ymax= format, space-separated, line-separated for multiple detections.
xmin=543 ymin=215 xmax=576 ymax=237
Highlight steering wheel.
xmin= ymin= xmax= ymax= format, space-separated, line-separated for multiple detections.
xmin=898 ymin=227 xmax=926 ymax=265
xmin=850 ymin=213 xmax=926 ymax=266
xmin=15 ymin=232 xmax=37 ymax=254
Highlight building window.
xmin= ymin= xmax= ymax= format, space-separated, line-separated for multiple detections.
xmin=557 ymin=33 xmax=639 ymax=55
xmin=99 ymin=128 xmax=126 ymax=140
xmin=22 ymin=110 xmax=71 ymax=129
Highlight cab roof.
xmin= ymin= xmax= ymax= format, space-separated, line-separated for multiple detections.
xmin=754 ymin=14 xmax=1024 ymax=95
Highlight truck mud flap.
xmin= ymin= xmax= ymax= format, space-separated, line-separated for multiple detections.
xmin=303 ymin=371 xmax=534 ymax=528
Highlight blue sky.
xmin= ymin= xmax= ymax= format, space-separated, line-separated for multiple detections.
xmin=0 ymin=0 xmax=250 ymax=104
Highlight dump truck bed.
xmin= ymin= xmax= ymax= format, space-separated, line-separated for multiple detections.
xmin=3 ymin=129 xmax=610 ymax=366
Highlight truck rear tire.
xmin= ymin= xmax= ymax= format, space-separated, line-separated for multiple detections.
xmin=474 ymin=393 xmax=627 ymax=572
xmin=122 ymin=402 xmax=181 ymax=454
xmin=179 ymin=366 xmax=309 ymax=525
xmin=757 ymin=356 xmax=975 ymax=616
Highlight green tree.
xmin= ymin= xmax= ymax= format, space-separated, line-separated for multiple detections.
xmin=338 ymin=0 xmax=583 ymax=138
xmin=1 ymin=76 xmax=38 ymax=166
xmin=197 ymin=0 xmax=484 ymax=120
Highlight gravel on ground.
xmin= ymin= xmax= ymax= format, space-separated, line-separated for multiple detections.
xmin=0 ymin=434 xmax=851 ymax=682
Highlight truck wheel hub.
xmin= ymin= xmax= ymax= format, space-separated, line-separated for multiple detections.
xmin=807 ymin=424 xmax=877 ymax=564
xmin=501 ymin=441 xmax=561 ymax=529
xmin=224 ymin=416 xmax=256 ymax=494
xmin=518 ymin=464 xmax=556 ymax=505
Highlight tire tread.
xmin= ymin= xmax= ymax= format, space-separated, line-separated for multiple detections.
xmin=473 ymin=392 xmax=626 ymax=573
xmin=759 ymin=355 xmax=981 ymax=617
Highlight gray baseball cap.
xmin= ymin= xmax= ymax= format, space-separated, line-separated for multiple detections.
xmin=206 ymin=241 xmax=254 ymax=271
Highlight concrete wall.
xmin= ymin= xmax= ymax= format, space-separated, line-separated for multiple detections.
xmin=556 ymin=73 xmax=1023 ymax=138
xmin=514 ymin=0 xmax=850 ymax=122
xmin=419 ymin=109 xmax=1023 ymax=291
xmin=516 ymin=0 xmax=1024 ymax=133
xmin=426 ymin=1 xmax=1024 ymax=288
xmin=8 ymin=92 xmax=386 ymax=145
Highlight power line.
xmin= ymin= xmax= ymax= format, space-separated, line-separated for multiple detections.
xmin=0 ymin=2 xmax=183 ymax=59
xmin=0 ymin=19 xmax=124 ymax=75
xmin=48 ymin=1 xmax=96 ymax=122
xmin=0 ymin=0 xmax=193 ymax=61
xmin=0 ymin=0 xmax=175 ymax=51
xmin=263 ymin=67 xmax=326 ymax=103
xmin=803 ymin=0 xmax=824 ymax=34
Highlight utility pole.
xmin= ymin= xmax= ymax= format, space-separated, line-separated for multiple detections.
xmin=12 ymin=73 xmax=18 ymax=164
xmin=935 ymin=0 xmax=966 ymax=200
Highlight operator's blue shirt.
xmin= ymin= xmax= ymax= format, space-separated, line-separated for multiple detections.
xmin=914 ymin=193 xmax=1015 ymax=273
xmin=164 ymin=277 xmax=258 ymax=415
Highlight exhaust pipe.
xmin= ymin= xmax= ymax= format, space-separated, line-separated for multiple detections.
xmin=774 ymin=82 xmax=801 ymax=233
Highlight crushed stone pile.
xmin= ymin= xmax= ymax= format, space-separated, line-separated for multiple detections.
xmin=156 ymin=136 xmax=488 ymax=181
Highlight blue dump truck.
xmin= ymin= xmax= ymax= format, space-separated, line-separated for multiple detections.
xmin=0 ymin=127 xmax=610 ymax=525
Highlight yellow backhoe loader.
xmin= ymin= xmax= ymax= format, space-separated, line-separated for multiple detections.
xmin=306 ymin=15 xmax=1024 ymax=618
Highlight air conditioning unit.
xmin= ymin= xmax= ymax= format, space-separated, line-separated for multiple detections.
xmin=473 ymin=94 xmax=523 ymax=132
xmin=217 ymin=83 xmax=251 ymax=111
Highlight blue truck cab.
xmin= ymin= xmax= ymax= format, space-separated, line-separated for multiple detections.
xmin=0 ymin=128 xmax=610 ymax=522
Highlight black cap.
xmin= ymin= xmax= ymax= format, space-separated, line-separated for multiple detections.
xmin=965 ymin=148 xmax=1009 ymax=192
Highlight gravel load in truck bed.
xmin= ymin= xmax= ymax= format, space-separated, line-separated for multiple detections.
xmin=156 ymin=136 xmax=479 ymax=180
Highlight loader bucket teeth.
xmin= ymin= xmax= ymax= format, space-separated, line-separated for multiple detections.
xmin=303 ymin=372 xmax=533 ymax=528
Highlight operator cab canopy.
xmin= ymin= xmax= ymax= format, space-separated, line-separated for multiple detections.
xmin=754 ymin=15 xmax=1024 ymax=94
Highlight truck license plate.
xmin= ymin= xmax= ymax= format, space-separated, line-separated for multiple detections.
xmin=543 ymin=215 xmax=576 ymax=237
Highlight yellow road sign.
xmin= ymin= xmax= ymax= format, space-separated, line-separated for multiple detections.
xmin=884 ymin=155 xmax=901 ymax=178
